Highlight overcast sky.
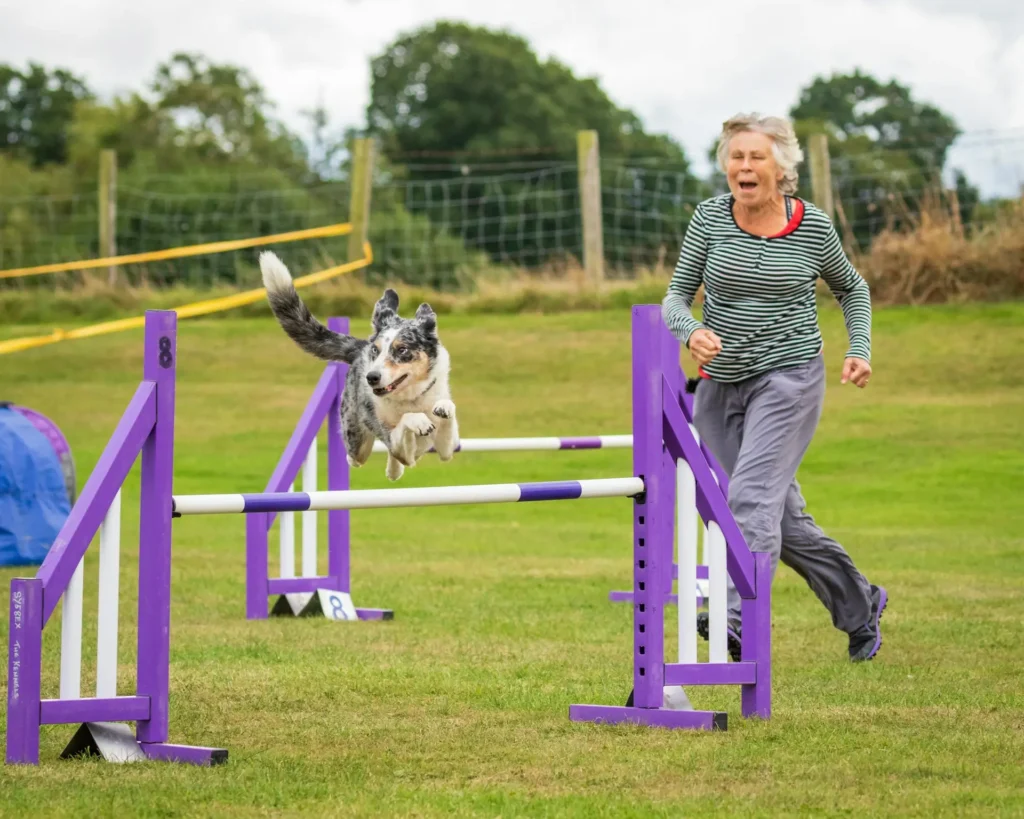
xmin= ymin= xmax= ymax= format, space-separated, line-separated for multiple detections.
xmin=3 ymin=0 xmax=1022 ymax=196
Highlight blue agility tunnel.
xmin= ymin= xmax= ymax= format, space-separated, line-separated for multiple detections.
xmin=0 ymin=403 xmax=76 ymax=567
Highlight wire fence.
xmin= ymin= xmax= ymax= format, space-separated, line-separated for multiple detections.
xmin=2 ymin=132 xmax=1021 ymax=292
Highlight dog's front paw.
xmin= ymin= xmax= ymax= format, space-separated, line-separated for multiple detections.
xmin=386 ymin=455 xmax=405 ymax=481
xmin=403 ymin=412 xmax=435 ymax=437
xmin=432 ymin=399 xmax=456 ymax=420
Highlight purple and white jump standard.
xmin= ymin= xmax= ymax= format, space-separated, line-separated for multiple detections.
xmin=566 ymin=305 xmax=772 ymax=731
xmin=5 ymin=311 xmax=227 ymax=766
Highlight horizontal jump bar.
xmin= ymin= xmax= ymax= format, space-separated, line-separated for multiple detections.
xmin=371 ymin=435 xmax=633 ymax=453
xmin=172 ymin=477 xmax=645 ymax=516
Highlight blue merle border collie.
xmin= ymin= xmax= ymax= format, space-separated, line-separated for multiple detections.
xmin=259 ymin=251 xmax=458 ymax=482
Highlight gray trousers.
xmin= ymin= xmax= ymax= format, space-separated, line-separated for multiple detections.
xmin=692 ymin=354 xmax=873 ymax=634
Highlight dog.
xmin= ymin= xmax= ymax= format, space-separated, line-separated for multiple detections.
xmin=258 ymin=251 xmax=459 ymax=482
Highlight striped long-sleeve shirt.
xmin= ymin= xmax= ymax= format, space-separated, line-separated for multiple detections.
xmin=661 ymin=194 xmax=872 ymax=383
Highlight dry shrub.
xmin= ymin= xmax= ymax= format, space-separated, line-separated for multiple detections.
xmin=852 ymin=188 xmax=1024 ymax=305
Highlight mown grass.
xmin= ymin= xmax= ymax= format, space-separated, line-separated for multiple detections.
xmin=1 ymin=302 xmax=1022 ymax=817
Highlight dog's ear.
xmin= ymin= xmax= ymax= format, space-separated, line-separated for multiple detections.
xmin=372 ymin=289 xmax=400 ymax=332
xmin=415 ymin=302 xmax=436 ymax=334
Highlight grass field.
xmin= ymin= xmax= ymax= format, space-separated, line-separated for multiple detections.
xmin=1 ymin=302 xmax=1023 ymax=817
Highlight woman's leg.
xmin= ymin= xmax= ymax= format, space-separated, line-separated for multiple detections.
xmin=696 ymin=356 xmax=829 ymax=629
xmin=779 ymin=479 xmax=873 ymax=634
xmin=694 ymin=358 xmax=883 ymax=658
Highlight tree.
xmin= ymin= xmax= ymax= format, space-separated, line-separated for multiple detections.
xmin=791 ymin=69 xmax=960 ymax=172
xmin=150 ymin=52 xmax=310 ymax=180
xmin=0 ymin=63 xmax=93 ymax=166
xmin=365 ymin=21 xmax=701 ymax=270
xmin=789 ymin=69 xmax=978 ymax=246
xmin=368 ymin=21 xmax=684 ymax=161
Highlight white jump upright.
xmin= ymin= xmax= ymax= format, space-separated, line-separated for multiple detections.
xmin=301 ymin=438 xmax=317 ymax=577
xmin=95 ymin=489 xmax=122 ymax=698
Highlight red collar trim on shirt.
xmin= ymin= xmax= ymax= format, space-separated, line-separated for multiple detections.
xmin=770 ymin=197 xmax=804 ymax=238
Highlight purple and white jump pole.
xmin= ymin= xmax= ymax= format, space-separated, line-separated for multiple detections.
xmin=6 ymin=311 xmax=227 ymax=766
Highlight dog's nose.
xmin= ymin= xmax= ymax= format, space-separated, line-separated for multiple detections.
xmin=366 ymin=371 xmax=381 ymax=386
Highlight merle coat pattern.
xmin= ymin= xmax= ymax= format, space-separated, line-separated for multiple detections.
xmin=259 ymin=251 xmax=458 ymax=481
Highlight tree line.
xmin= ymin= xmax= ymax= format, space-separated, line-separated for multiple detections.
xmin=0 ymin=21 xmax=989 ymax=290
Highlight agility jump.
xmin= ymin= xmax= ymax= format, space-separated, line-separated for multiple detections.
xmin=6 ymin=305 xmax=770 ymax=767
xmin=246 ymin=316 xmax=733 ymax=664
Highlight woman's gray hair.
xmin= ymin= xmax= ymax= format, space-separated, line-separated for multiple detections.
xmin=716 ymin=113 xmax=804 ymax=195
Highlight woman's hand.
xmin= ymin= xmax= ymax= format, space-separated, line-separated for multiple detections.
xmin=841 ymin=357 xmax=872 ymax=388
xmin=688 ymin=328 xmax=723 ymax=366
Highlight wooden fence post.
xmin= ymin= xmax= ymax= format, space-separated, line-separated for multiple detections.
xmin=98 ymin=150 xmax=118 ymax=285
xmin=347 ymin=138 xmax=375 ymax=263
xmin=808 ymin=134 xmax=834 ymax=220
xmin=576 ymin=130 xmax=604 ymax=284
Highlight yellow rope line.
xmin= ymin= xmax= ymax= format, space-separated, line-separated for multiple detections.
xmin=0 ymin=243 xmax=373 ymax=356
xmin=0 ymin=222 xmax=353 ymax=280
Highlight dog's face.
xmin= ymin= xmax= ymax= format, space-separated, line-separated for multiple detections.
xmin=364 ymin=289 xmax=440 ymax=398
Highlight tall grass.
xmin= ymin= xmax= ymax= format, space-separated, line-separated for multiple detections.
xmin=851 ymin=189 xmax=1024 ymax=305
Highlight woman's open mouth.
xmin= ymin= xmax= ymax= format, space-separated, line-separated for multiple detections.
xmin=739 ymin=181 xmax=758 ymax=191
xmin=373 ymin=373 xmax=408 ymax=397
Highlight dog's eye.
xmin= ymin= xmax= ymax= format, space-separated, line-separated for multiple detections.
xmin=371 ymin=344 xmax=380 ymax=356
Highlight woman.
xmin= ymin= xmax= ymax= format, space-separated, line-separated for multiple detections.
xmin=662 ymin=112 xmax=886 ymax=662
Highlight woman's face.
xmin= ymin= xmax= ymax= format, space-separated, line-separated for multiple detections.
xmin=725 ymin=131 xmax=783 ymax=208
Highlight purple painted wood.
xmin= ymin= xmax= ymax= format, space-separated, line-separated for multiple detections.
xmin=662 ymin=384 xmax=754 ymax=599
xmin=136 ymin=310 xmax=177 ymax=746
xmin=517 ymin=481 xmax=583 ymax=502
xmin=40 ymin=696 xmax=150 ymax=725
xmin=658 ymin=320 xmax=682 ymax=600
xmin=327 ymin=317 xmax=350 ymax=596
xmin=263 ymin=365 xmax=338 ymax=524
xmin=569 ymin=704 xmax=726 ymax=731
xmin=267 ymin=576 xmax=336 ymax=595
xmin=558 ymin=437 xmax=602 ymax=449
xmin=663 ymin=663 xmax=758 ymax=686
xmin=243 ymin=493 xmax=310 ymax=513
xmin=37 ymin=382 xmax=156 ymax=624
xmin=141 ymin=743 xmax=227 ymax=765
xmin=680 ymin=388 xmax=731 ymax=496
xmin=355 ymin=608 xmax=393 ymax=621
xmin=741 ymin=551 xmax=772 ymax=719
xmin=246 ymin=513 xmax=270 ymax=620
xmin=5 ymin=577 xmax=42 ymax=764
xmin=630 ymin=305 xmax=664 ymax=709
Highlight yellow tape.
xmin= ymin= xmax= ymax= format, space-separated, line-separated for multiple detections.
xmin=0 ymin=243 xmax=373 ymax=356
xmin=0 ymin=222 xmax=353 ymax=280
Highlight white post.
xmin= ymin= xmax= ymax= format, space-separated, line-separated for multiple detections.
xmin=677 ymin=459 xmax=698 ymax=664
xmin=690 ymin=425 xmax=711 ymax=600
xmin=95 ymin=489 xmax=122 ymax=698
xmin=280 ymin=482 xmax=296 ymax=579
xmin=707 ymin=521 xmax=729 ymax=663
xmin=301 ymin=438 xmax=318 ymax=576
xmin=60 ymin=557 xmax=85 ymax=700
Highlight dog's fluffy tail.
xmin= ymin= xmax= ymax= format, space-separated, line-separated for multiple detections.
xmin=259 ymin=251 xmax=365 ymax=363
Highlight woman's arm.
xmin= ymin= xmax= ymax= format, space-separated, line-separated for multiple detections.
xmin=662 ymin=205 xmax=709 ymax=346
xmin=819 ymin=220 xmax=872 ymax=363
